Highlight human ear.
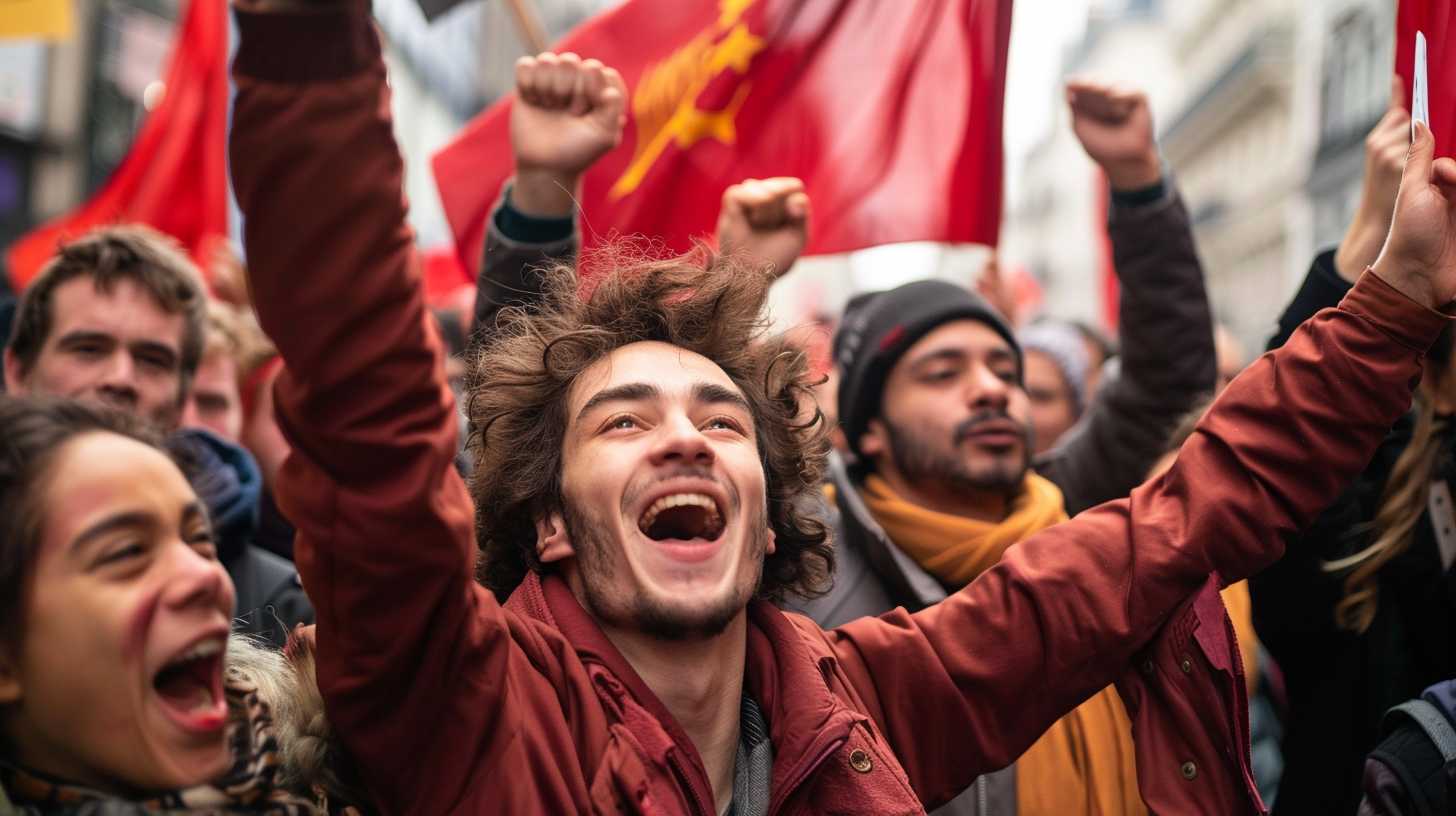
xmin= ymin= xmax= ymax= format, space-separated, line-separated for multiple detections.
xmin=3 ymin=348 xmax=26 ymax=395
xmin=764 ymin=528 xmax=776 ymax=556
xmin=860 ymin=418 xmax=889 ymax=459
xmin=535 ymin=512 xmax=576 ymax=564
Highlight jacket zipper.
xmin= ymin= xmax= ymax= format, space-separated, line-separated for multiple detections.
xmin=976 ymin=775 xmax=989 ymax=814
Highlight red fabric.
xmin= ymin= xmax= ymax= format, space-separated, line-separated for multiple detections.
xmin=420 ymin=245 xmax=471 ymax=304
xmin=1397 ymin=0 xmax=1455 ymax=156
xmin=5 ymin=0 xmax=229 ymax=291
xmin=433 ymin=0 xmax=1013 ymax=281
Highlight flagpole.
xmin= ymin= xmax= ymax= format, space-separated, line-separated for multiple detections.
xmin=502 ymin=0 xmax=549 ymax=54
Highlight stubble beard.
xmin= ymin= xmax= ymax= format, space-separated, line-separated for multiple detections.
xmin=885 ymin=412 xmax=1032 ymax=495
xmin=562 ymin=499 xmax=770 ymax=642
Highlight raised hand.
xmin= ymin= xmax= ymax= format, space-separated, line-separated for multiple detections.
xmin=1335 ymin=77 xmax=1411 ymax=282
xmin=1066 ymin=80 xmax=1162 ymax=191
xmin=510 ymin=52 xmax=627 ymax=216
xmin=716 ymin=177 xmax=810 ymax=279
xmin=975 ymin=254 xmax=1021 ymax=327
xmin=1371 ymin=122 xmax=1456 ymax=310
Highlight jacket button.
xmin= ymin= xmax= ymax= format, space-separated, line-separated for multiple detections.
xmin=1141 ymin=659 xmax=1154 ymax=676
xmin=849 ymin=749 xmax=873 ymax=773
xmin=1179 ymin=657 xmax=1192 ymax=674
xmin=1180 ymin=761 xmax=1198 ymax=780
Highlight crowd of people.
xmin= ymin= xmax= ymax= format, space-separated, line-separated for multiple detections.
xmin=1 ymin=1 xmax=1455 ymax=814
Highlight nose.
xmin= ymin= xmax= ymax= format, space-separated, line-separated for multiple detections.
xmin=161 ymin=540 xmax=235 ymax=619
xmin=964 ymin=363 xmax=1011 ymax=412
xmin=648 ymin=411 xmax=715 ymax=467
xmin=96 ymin=352 xmax=139 ymax=409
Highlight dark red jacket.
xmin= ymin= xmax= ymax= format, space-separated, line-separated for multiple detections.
xmin=229 ymin=4 xmax=1450 ymax=814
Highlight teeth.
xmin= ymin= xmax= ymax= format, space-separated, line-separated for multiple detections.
xmin=169 ymin=637 xmax=224 ymax=667
xmin=638 ymin=493 xmax=723 ymax=531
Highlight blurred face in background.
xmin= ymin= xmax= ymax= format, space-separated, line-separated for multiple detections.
xmin=1022 ymin=349 xmax=1079 ymax=456
xmin=181 ymin=351 xmax=243 ymax=442
xmin=862 ymin=320 xmax=1032 ymax=509
xmin=5 ymin=278 xmax=186 ymax=428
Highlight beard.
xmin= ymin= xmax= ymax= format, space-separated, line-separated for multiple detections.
xmin=884 ymin=409 xmax=1032 ymax=495
xmin=561 ymin=492 xmax=770 ymax=642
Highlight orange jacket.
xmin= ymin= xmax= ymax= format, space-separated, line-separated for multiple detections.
xmin=229 ymin=3 xmax=1449 ymax=814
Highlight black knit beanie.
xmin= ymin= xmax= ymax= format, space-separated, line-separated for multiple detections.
xmin=834 ymin=279 xmax=1021 ymax=458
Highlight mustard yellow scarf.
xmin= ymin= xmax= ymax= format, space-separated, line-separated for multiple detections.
xmin=859 ymin=473 xmax=1149 ymax=815
xmin=860 ymin=472 xmax=1068 ymax=587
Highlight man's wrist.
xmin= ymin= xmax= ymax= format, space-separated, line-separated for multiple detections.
xmin=1104 ymin=153 xmax=1164 ymax=192
xmin=510 ymin=167 xmax=581 ymax=217
xmin=1370 ymin=256 xmax=1443 ymax=311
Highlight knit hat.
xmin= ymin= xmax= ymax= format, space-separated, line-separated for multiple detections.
xmin=834 ymin=279 xmax=1020 ymax=457
xmin=1019 ymin=320 xmax=1091 ymax=417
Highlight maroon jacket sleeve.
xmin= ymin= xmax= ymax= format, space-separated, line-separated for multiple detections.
xmin=819 ymin=272 xmax=1450 ymax=806
xmin=228 ymin=5 xmax=586 ymax=813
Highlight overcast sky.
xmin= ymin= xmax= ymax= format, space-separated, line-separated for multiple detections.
xmin=1003 ymin=0 xmax=1095 ymax=194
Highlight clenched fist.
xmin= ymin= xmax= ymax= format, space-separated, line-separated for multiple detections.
xmin=510 ymin=52 xmax=627 ymax=216
xmin=1066 ymin=80 xmax=1162 ymax=191
xmin=716 ymin=178 xmax=811 ymax=279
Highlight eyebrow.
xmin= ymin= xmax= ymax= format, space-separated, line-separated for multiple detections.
xmin=576 ymin=382 xmax=661 ymax=423
xmin=69 ymin=501 xmax=206 ymax=559
xmin=129 ymin=340 xmax=179 ymax=366
xmin=692 ymin=382 xmax=752 ymax=414
xmin=575 ymin=380 xmax=752 ymax=424
xmin=910 ymin=346 xmax=1017 ymax=368
xmin=55 ymin=330 xmax=117 ymax=349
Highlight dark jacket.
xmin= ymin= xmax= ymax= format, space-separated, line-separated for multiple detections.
xmin=230 ymin=5 xmax=1443 ymax=813
xmin=172 ymin=428 xmax=313 ymax=648
xmin=1254 ymin=250 xmax=1456 ymax=815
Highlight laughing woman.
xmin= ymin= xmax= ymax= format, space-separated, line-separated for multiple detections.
xmin=0 ymin=396 xmax=318 ymax=814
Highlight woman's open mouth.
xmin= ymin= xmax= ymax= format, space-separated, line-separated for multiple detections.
xmin=152 ymin=635 xmax=228 ymax=735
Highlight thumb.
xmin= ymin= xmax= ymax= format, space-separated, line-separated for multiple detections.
xmin=1404 ymin=121 xmax=1436 ymax=190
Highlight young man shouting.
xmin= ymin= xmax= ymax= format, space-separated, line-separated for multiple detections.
xmin=232 ymin=2 xmax=1456 ymax=813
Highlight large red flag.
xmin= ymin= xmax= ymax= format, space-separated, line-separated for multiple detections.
xmin=5 ymin=0 xmax=229 ymax=291
xmin=1397 ymin=0 xmax=1454 ymax=156
xmin=434 ymin=0 xmax=1013 ymax=279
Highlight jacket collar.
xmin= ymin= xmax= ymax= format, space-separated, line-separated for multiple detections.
xmin=505 ymin=572 xmax=860 ymax=809
xmin=828 ymin=451 xmax=947 ymax=611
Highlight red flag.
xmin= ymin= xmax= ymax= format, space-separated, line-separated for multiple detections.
xmin=1397 ymin=1 xmax=1454 ymax=156
xmin=434 ymin=0 xmax=1013 ymax=279
xmin=6 ymin=0 xmax=229 ymax=291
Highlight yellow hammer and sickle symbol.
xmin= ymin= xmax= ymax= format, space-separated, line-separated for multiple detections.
xmin=609 ymin=0 xmax=767 ymax=200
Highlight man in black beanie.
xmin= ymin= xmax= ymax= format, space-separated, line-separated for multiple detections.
xmin=788 ymin=81 xmax=1218 ymax=816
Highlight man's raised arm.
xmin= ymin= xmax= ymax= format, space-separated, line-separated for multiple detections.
xmin=229 ymin=3 xmax=517 ymax=810
xmin=1038 ymin=81 xmax=1217 ymax=514
xmin=814 ymin=122 xmax=1456 ymax=811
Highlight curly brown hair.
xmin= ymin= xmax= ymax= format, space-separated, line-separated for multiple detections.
xmin=466 ymin=245 xmax=834 ymax=603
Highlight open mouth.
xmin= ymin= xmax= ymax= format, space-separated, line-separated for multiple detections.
xmin=152 ymin=636 xmax=227 ymax=734
xmin=637 ymin=493 xmax=726 ymax=542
